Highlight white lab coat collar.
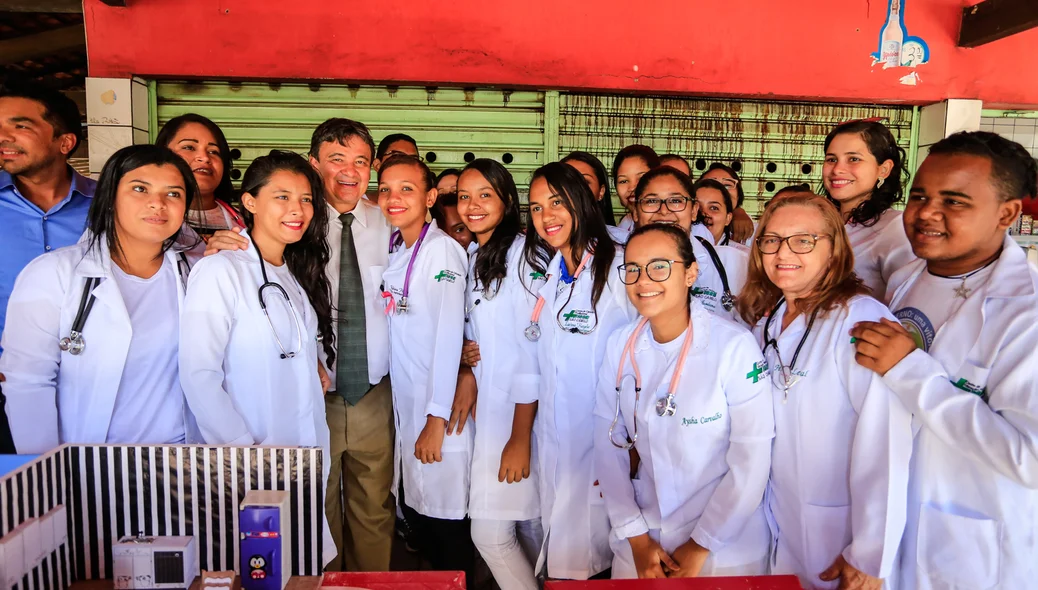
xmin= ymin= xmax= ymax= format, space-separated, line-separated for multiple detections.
xmin=889 ymin=234 xmax=1034 ymax=370
xmin=632 ymin=298 xmax=712 ymax=355
xmin=71 ymin=234 xmax=190 ymax=325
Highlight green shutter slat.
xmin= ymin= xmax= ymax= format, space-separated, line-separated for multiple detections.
xmin=559 ymin=93 xmax=913 ymax=216
xmin=156 ymin=82 xmax=546 ymax=192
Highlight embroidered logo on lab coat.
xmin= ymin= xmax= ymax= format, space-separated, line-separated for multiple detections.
xmin=746 ymin=360 xmax=768 ymax=383
xmin=434 ymin=269 xmax=460 ymax=283
xmin=951 ymin=377 xmax=987 ymax=400
xmin=560 ymin=308 xmax=592 ymax=330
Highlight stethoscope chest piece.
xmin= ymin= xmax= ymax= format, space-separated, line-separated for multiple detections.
xmin=59 ymin=332 xmax=85 ymax=355
xmin=524 ymin=322 xmax=541 ymax=342
xmin=396 ymin=297 xmax=410 ymax=315
xmin=655 ymin=394 xmax=677 ymax=417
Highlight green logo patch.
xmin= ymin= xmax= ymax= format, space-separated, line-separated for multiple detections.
xmin=562 ymin=309 xmax=590 ymax=321
xmin=529 ymin=271 xmax=546 ymax=281
xmin=952 ymin=377 xmax=987 ymax=398
xmin=434 ymin=270 xmax=459 ymax=283
xmin=746 ymin=360 xmax=768 ymax=383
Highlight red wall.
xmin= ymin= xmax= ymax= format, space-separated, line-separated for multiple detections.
xmin=84 ymin=0 xmax=1038 ymax=107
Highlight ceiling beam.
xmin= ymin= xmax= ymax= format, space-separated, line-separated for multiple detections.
xmin=98 ymin=0 xmax=127 ymax=5
xmin=0 ymin=24 xmax=85 ymax=64
xmin=959 ymin=0 xmax=1038 ymax=48
xmin=0 ymin=0 xmax=83 ymax=12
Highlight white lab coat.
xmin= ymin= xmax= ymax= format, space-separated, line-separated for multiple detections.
xmin=382 ymin=221 xmax=473 ymax=520
xmin=0 ymin=237 xmax=193 ymax=454
xmin=517 ymin=245 xmax=636 ymax=580
xmin=691 ymin=238 xmax=749 ymax=323
xmin=465 ymin=238 xmax=541 ymax=521
xmin=883 ymin=235 xmax=1038 ymax=590
xmin=846 ymin=209 xmax=915 ymax=300
xmin=179 ymin=230 xmax=335 ymax=565
xmin=593 ymin=300 xmax=774 ymax=578
xmin=754 ymin=295 xmax=913 ymax=589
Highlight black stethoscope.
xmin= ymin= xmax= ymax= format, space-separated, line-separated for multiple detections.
xmin=761 ymin=297 xmax=819 ymax=402
xmin=253 ymin=242 xmax=305 ymax=360
xmin=694 ymin=236 xmax=734 ymax=312
xmin=60 ymin=253 xmax=190 ymax=356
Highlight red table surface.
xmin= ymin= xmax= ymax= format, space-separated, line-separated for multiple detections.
xmin=545 ymin=576 xmax=802 ymax=590
xmin=321 ymin=571 xmax=467 ymax=590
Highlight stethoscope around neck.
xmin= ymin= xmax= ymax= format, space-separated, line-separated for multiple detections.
xmin=59 ymin=253 xmax=191 ymax=356
xmin=253 ymin=241 xmax=305 ymax=360
xmin=607 ymin=315 xmax=695 ymax=449
xmin=523 ymin=251 xmax=596 ymax=341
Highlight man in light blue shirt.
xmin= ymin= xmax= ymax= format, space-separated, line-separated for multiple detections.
xmin=0 ymin=84 xmax=95 ymax=452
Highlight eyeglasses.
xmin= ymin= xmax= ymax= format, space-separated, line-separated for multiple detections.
xmin=756 ymin=233 xmax=831 ymax=255
xmin=637 ymin=196 xmax=694 ymax=214
xmin=617 ymin=259 xmax=688 ymax=285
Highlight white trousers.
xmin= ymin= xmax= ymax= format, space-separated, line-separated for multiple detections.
xmin=471 ymin=518 xmax=544 ymax=590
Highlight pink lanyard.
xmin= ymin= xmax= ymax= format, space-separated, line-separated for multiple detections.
xmin=523 ymin=252 xmax=591 ymax=342
xmin=607 ymin=315 xmax=695 ymax=449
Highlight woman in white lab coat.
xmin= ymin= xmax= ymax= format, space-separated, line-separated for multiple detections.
xmin=0 ymin=144 xmax=198 ymax=453
xmin=517 ymin=162 xmax=635 ymax=580
xmin=692 ymin=178 xmax=748 ymax=252
xmin=631 ymin=167 xmax=749 ymax=322
xmin=593 ymin=223 xmax=773 ymax=579
xmin=610 ymin=145 xmax=661 ymax=241
xmin=455 ymin=159 xmax=542 ymax=590
xmin=179 ymin=150 xmax=337 ymax=565
xmin=736 ymin=192 xmax=914 ymax=590
xmin=376 ymin=154 xmax=475 ymax=576
xmin=822 ymin=120 xmax=915 ymax=298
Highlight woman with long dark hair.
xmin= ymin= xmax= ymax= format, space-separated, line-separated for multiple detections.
xmin=1 ymin=144 xmax=197 ymax=453
xmin=692 ymin=178 xmax=746 ymax=251
xmin=737 ymin=192 xmax=912 ymax=589
xmin=156 ymin=113 xmax=244 ymax=236
xmin=519 ymin=162 xmax=635 ymax=580
xmin=179 ymin=150 xmax=336 ymax=563
xmin=822 ymin=120 xmax=915 ymax=297
xmin=453 ymin=159 xmax=542 ymax=590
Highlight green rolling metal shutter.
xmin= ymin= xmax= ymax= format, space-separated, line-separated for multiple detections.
xmin=153 ymin=82 xmax=547 ymax=193
xmin=558 ymin=93 xmax=915 ymax=216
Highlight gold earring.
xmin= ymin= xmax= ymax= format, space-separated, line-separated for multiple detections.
xmin=877 ymin=177 xmax=885 ymax=188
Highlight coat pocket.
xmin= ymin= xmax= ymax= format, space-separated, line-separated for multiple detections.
xmin=802 ymin=503 xmax=852 ymax=580
xmin=916 ymin=504 xmax=1001 ymax=589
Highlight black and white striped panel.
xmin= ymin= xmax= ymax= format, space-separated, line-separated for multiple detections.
xmin=0 ymin=449 xmax=73 ymax=590
xmin=68 ymin=445 xmax=323 ymax=580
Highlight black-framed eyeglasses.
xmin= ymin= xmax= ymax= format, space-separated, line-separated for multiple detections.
xmin=637 ymin=196 xmax=694 ymax=214
xmin=617 ymin=259 xmax=689 ymax=285
xmin=756 ymin=233 xmax=832 ymax=255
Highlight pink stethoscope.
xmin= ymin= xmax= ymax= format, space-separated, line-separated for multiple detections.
xmin=607 ymin=316 xmax=695 ymax=449
xmin=381 ymin=223 xmax=431 ymax=315
xmin=524 ymin=252 xmax=592 ymax=342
